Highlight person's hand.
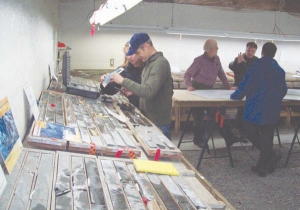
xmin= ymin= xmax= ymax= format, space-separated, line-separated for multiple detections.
xmin=110 ymin=73 xmax=124 ymax=84
xmin=237 ymin=52 xmax=246 ymax=64
xmin=121 ymin=88 xmax=133 ymax=97
xmin=230 ymin=86 xmax=238 ymax=90
xmin=187 ymin=87 xmax=195 ymax=91
xmin=100 ymin=73 xmax=109 ymax=83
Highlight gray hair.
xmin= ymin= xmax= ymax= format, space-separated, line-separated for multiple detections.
xmin=203 ymin=39 xmax=217 ymax=52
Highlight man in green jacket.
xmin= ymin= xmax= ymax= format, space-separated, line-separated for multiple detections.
xmin=111 ymin=33 xmax=173 ymax=140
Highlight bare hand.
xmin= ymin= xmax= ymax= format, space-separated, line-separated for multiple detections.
xmin=110 ymin=73 xmax=124 ymax=84
xmin=237 ymin=52 xmax=246 ymax=64
xmin=187 ymin=87 xmax=195 ymax=91
xmin=121 ymin=88 xmax=133 ymax=97
xmin=229 ymin=86 xmax=238 ymax=90
xmin=100 ymin=73 xmax=109 ymax=83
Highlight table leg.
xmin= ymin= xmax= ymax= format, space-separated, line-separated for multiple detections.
xmin=177 ymin=108 xmax=193 ymax=148
xmin=284 ymin=124 xmax=299 ymax=167
xmin=196 ymin=118 xmax=214 ymax=170
xmin=174 ymin=106 xmax=180 ymax=134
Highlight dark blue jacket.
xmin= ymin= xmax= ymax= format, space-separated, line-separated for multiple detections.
xmin=100 ymin=63 xmax=142 ymax=108
xmin=230 ymin=56 xmax=287 ymax=125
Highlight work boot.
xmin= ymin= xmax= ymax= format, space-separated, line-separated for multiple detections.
xmin=219 ymin=123 xmax=237 ymax=147
xmin=268 ymin=152 xmax=282 ymax=173
xmin=231 ymin=128 xmax=248 ymax=143
xmin=193 ymin=125 xmax=204 ymax=147
xmin=251 ymin=166 xmax=267 ymax=177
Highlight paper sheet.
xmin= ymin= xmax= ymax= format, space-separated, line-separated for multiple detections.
xmin=102 ymin=67 xmax=124 ymax=87
xmin=284 ymin=89 xmax=300 ymax=100
xmin=188 ymin=89 xmax=235 ymax=99
xmin=23 ymin=82 xmax=39 ymax=120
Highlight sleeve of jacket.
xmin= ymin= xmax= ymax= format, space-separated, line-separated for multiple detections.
xmin=184 ymin=57 xmax=200 ymax=88
xmin=229 ymin=58 xmax=247 ymax=73
xmin=230 ymin=64 xmax=256 ymax=100
xmin=279 ymin=71 xmax=288 ymax=98
xmin=122 ymin=59 xmax=171 ymax=100
xmin=217 ymin=62 xmax=231 ymax=89
xmin=228 ymin=58 xmax=237 ymax=71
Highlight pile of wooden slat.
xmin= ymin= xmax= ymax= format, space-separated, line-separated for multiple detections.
xmin=115 ymin=103 xmax=182 ymax=158
xmin=0 ymin=149 xmax=228 ymax=210
xmin=27 ymin=91 xmax=141 ymax=157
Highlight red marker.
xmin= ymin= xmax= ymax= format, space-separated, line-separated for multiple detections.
xmin=154 ymin=148 xmax=160 ymax=161
xmin=90 ymin=23 xmax=95 ymax=37
xmin=115 ymin=149 xmax=123 ymax=158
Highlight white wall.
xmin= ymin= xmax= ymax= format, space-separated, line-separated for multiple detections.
xmin=58 ymin=2 xmax=300 ymax=73
xmin=0 ymin=0 xmax=59 ymax=140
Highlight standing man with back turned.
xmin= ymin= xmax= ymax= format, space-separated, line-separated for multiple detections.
xmin=231 ymin=42 xmax=287 ymax=177
xmin=111 ymin=33 xmax=173 ymax=140
xmin=229 ymin=42 xmax=259 ymax=133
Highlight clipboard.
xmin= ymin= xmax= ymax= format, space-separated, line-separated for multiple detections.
xmin=102 ymin=67 xmax=124 ymax=87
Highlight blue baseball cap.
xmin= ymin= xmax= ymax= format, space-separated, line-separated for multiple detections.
xmin=126 ymin=33 xmax=150 ymax=56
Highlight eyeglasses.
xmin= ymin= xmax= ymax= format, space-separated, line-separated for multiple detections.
xmin=135 ymin=49 xmax=141 ymax=55
xmin=135 ymin=44 xmax=146 ymax=55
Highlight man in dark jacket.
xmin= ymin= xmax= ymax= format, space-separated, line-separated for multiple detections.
xmin=229 ymin=42 xmax=259 ymax=132
xmin=230 ymin=42 xmax=287 ymax=177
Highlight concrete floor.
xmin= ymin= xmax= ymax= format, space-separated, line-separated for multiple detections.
xmin=171 ymin=123 xmax=297 ymax=151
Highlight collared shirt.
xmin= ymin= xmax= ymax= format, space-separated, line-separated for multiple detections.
xmin=184 ymin=53 xmax=230 ymax=89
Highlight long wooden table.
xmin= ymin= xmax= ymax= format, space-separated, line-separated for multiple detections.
xmin=172 ymin=89 xmax=300 ymax=134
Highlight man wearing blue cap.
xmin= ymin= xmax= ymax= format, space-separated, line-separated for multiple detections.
xmin=111 ymin=32 xmax=173 ymax=140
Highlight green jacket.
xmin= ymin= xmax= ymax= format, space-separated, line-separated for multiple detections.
xmin=122 ymin=52 xmax=173 ymax=126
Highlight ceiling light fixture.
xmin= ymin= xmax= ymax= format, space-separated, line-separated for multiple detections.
xmin=89 ymin=0 xmax=142 ymax=26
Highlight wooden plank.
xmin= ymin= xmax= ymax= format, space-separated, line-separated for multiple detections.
xmin=171 ymin=175 xmax=208 ymax=209
xmin=180 ymin=156 xmax=235 ymax=210
xmin=183 ymin=176 xmax=226 ymax=209
xmin=159 ymin=175 xmax=197 ymax=210
xmin=55 ymin=152 xmax=72 ymax=210
xmin=0 ymin=150 xmax=27 ymax=209
xmin=116 ymin=106 xmax=181 ymax=158
xmin=71 ymin=156 xmax=90 ymax=210
xmin=84 ymin=157 xmax=107 ymax=210
xmin=113 ymin=161 xmax=146 ymax=210
xmin=30 ymin=152 xmax=55 ymax=210
xmin=147 ymin=174 xmax=181 ymax=210
xmin=9 ymin=151 xmax=40 ymax=209
xmin=127 ymin=171 xmax=162 ymax=210
xmin=99 ymin=159 xmax=130 ymax=210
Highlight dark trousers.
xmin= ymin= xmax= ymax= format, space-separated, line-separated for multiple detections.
xmin=242 ymin=121 xmax=276 ymax=170
xmin=236 ymin=107 xmax=244 ymax=131
xmin=191 ymin=81 xmax=213 ymax=127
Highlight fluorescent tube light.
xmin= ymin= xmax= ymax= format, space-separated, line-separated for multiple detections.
xmin=166 ymin=28 xmax=300 ymax=42
xmin=90 ymin=0 xmax=142 ymax=25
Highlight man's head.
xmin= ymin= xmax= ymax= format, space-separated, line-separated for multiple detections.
xmin=126 ymin=50 xmax=144 ymax=67
xmin=261 ymin=42 xmax=277 ymax=58
xmin=245 ymin=42 xmax=257 ymax=59
xmin=203 ymin=39 xmax=219 ymax=58
xmin=127 ymin=32 xmax=156 ymax=62
xmin=126 ymin=33 xmax=150 ymax=56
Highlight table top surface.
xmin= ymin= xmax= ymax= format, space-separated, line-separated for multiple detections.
xmin=172 ymin=89 xmax=300 ymax=107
